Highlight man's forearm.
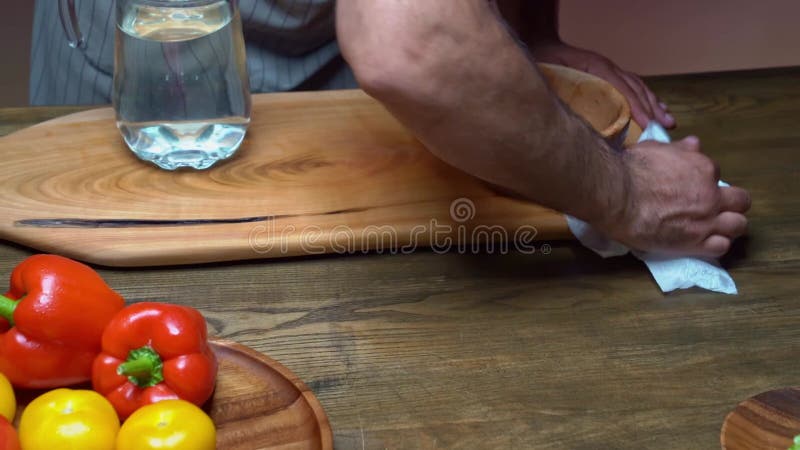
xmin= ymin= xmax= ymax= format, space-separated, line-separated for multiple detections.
xmin=337 ymin=0 xmax=627 ymax=227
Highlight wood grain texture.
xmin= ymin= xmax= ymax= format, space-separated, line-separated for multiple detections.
xmin=0 ymin=64 xmax=628 ymax=267
xmin=721 ymin=387 xmax=800 ymax=450
xmin=2 ymin=67 xmax=798 ymax=450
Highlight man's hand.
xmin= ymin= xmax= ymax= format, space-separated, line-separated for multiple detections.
xmin=530 ymin=40 xmax=675 ymax=130
xmin=601 ymin=137 xmax=751 ymax=257
xmin=337 ymin=0 xmax=749 ymax=258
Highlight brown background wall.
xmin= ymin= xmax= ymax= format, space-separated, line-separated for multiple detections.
xmin=560 ymin=0 xmax=800 ymax=76
xmin=1 ymin=1 xmax=798 ymax=107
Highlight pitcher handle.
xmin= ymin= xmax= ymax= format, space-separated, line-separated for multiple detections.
xmin=58 ymin=0 xmax=86 ymax=49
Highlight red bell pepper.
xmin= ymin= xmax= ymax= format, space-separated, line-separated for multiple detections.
xmin=0 ymin=416 xmax=20 ymax=450
xmin=0 ymin=254 xmax=126 ymax=388
xmin=92 ymin=302 xmax=217 ymax=419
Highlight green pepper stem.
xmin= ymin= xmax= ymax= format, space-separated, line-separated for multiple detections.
xmin=117 ymin=346 xmax=165 ymax=388
xmin=117 ymin=358 xmax=155 ymax=376
xmin=0 ymin=294 xmax=20 ymax=326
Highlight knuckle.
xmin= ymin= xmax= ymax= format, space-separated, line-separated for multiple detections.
xmin=683 ymin=137 xmax=701 ymax=152
xmin=697 ymin=157 xmax=717 ymax=179
xmin=714 ymin=238 xmax=731 ymax=255
xmin=659 ymin=218 xmax=694 ymax=247
xmin=681 ymin=220 xmax=708 ymax=244
xmin=694 ymin=185 xmax=720 ymax=211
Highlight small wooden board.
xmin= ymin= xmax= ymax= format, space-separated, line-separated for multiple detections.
xmin=721 ymin=387 xmax=800 ymax=450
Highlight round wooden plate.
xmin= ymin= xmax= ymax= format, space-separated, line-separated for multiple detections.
xmin=207 ymin=338 xmax=333 ymax=450
xmin=12 ymin=338 xmax=332 ymax=450
xmin=721 ymin=387 xmax=800 ymax=449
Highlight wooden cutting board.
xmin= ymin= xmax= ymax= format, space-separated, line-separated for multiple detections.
xmin=0 ymin=64 xmax=631 ymax=267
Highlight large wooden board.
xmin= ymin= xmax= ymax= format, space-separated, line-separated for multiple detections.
xmin=0 ymin=64 xmax=629 ymax=267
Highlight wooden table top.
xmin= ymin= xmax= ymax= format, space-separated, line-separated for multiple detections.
xmin=2 ymin=67 xmax=799 ymax=449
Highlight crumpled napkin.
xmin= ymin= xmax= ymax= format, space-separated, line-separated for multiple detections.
xmin=565 ymin=122 xmax=737 ymax=294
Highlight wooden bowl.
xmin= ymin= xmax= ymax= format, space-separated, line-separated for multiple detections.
xmin=538 ymin=62 xmax=631 ymax=146
xmin=12 ymin=339 xmax=333 ymax=450
xmin=721 ymin=387 xmax=800 ymax=449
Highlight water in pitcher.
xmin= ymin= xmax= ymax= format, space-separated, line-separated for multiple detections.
xmin=114 ymin=1 xmax=251 ymax=170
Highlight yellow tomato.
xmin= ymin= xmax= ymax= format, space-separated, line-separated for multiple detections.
xmin=0 ymin=373 xmax=15 ymax=422
xmin=116 ymin=399 xmax=216 ymax=450
xmin=18 ymin=388 xmax=119 ymax=450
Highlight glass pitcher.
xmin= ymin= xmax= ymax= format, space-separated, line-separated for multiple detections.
xmin=59 ymin=0 xmax=251 ymax=170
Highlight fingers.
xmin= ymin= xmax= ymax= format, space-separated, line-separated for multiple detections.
xmin=619 ymin=71 xmax=654 ymax=125
xmin=615 ymin=68 xmax=675 ymax=129
xmin=614 ymin=71 xmax=652 ymax=129
xmin=626 ymin=72 xmax=675 ymax=128
xmin=674 ymin=135 xmax=701 ymax=151
xmin=692 ymin=210 xmax=747 ymax=258
xmin=712 ymin=211 xmax=748 ymax=239
xmin=719 ymin=186 xmax=752 ymax=213
xmin=670 ymin=141 xmax=751 ymax=215
xmin=694 ymin=195 xmax=749 ymax=258
xmin=618 ymin=69 xmax=675 ymax=129
xmin=588 ymin=64 xmax=652 ymax=129
xmin=698 ymin=234 xmax=731 ymax=258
